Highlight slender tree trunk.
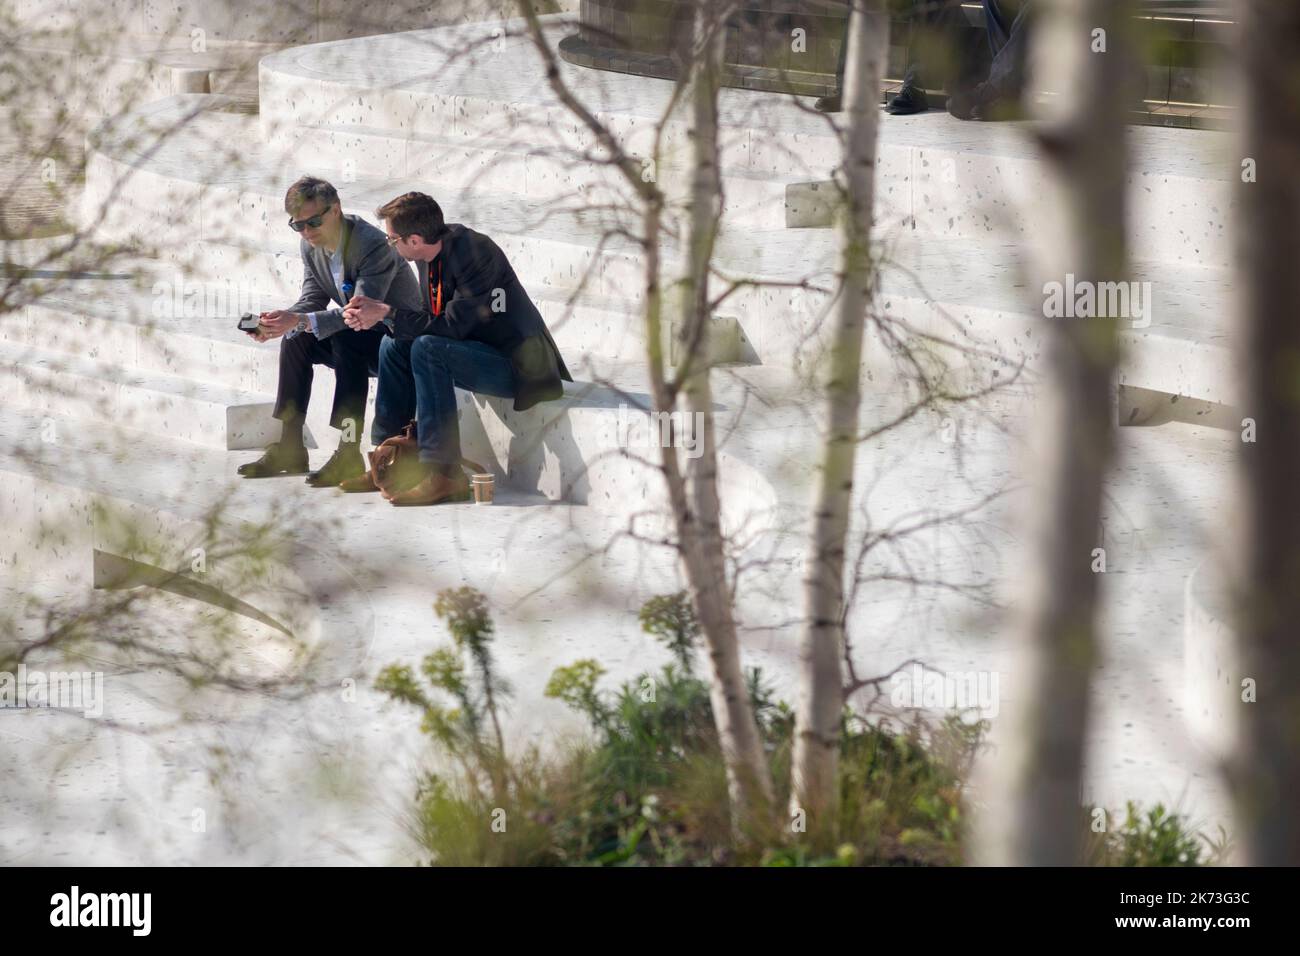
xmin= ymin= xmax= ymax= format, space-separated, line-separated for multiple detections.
xmin=790 ymin=0 xmax=889 ymax=853
xmin=1228 ymin=0 xmax=1300 ymax=866
xmin=979 ymin=0 xmax=1132 ymax=865
xmin=515 ymin=0 xmax=773 ymax=833
xmin=670 ymin=0 xmax=777 ymax=837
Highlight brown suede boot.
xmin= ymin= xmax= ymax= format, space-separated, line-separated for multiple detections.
xmin=387 ymin=468 xmax=471 ymax=506
xmin=338 ymin=469 xmax=380 ymax=493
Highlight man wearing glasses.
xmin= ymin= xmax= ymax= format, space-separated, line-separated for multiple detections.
xmin=339 ymin=191 xmax=572 ymax=506
xmin=238 ymin=176 xmax=422 ymax=486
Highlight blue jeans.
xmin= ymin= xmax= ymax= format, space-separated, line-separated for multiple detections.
xmin=984 ymin=0 xmax=1033 ymax=97
xmin=372 ymin=336 xmax=516 ymax=466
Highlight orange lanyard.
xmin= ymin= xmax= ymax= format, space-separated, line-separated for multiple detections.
xmin=430 ymin=260 xmax=443 ymax=316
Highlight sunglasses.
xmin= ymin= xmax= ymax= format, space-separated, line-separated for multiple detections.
xmin=288 ymin=203 xmax=333 ymax=232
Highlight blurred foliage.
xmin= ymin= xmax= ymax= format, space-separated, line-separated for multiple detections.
xmin=1086 ymin=801 xmax=1229 ymax=867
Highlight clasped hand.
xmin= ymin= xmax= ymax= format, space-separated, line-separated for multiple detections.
xmin=343 ymin=294 xmax=390 ymax=330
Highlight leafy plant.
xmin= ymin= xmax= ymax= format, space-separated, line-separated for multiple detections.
xmin=376 ymin=586 xmax=513 ymax=804
xmin=383 ymin=591 xmax=1214 ymax=867
xmin=1086 ymin=801 xmax=1226 ymax=867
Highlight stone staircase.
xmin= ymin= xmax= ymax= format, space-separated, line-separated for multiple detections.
xmin=0 ymin=10 xmax=1240 ymax=861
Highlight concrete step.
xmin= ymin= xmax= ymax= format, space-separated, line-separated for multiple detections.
xmin=5 ymin=283 xmax=281 ymax=395
xmin=18 ymin=276 xmax=664 ymax=380
xmin=268 ymin=123 xmax=631 ymax=208
xmin=12 ymin=0 xmax=564 ymax=47
xmin=20 ymin=34 xmax=273 ymax=131
xmin=143 ymin=233 xmax=753 ymax=368
xmin=2 ymin=463 xmax=319 ymax=654
xmin=269 ymin=120 xmax=807 ymax=230
xmin=0 ymin=339 xmax=279 ymax=450
xmin=465 ymin=365 xmax=793 ymax=522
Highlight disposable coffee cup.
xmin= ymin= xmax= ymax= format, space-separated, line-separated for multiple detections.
xmin=471 ymin=473 xmax=495 ymax=505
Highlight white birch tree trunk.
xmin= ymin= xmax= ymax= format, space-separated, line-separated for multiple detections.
xmin=664 ymin=0 xmax=778 ymax=836
xmin=790 ymin=0 xmax=889 ymax=853
xmin=516 ymin=0 xmax=776 ymax=838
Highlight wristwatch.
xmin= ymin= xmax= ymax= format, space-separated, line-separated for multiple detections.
xmin=295 ymin=315 xmax=311 ymax=334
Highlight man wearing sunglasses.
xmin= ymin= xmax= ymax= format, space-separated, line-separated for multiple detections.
xmin=339 ymin=191 xmax=572 ymax=506
xmin=238 ymin=176 xmax=422 ymax=486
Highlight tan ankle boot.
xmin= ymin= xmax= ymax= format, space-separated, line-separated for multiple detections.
xmin=388 ymin=469 xmax=471 ymax=506
xmin=338 ymin=469 xmax=380 ymax=493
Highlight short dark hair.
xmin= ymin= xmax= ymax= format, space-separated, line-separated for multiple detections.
xmin=376 ymin=192 xmax=448 ymax=244
xmin=284 ymin=176 xmax=339 ymax=214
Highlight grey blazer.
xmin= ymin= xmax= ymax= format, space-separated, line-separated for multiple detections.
xmin=286 ymin=213 xmax=422 ymax=340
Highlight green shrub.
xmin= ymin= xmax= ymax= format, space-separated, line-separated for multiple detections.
xmin=380 ymin=589 xmax=1220 ymax=866
xmin=1086 ymin=801 xmax=1228 ymax=867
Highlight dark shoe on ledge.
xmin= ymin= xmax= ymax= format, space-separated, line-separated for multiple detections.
xmin=306 ymin=444 xmax=366 ymax=487
xmin=338 ymin=469 xmax=381 ymax=493
xmin=945 ymin=82 xmax=989 ymax=120
xmin=885 ymin=83 xmax=929 ymax=115
xmin=947 ymin=81 xmax=1025 ymax=122
xmin=388 ymin=468 xmax=471 ymax=507
xmin=813 ymin=93 xmax=841 ymax=113
xmin=237 ymin=441 xmax=309 ymax=478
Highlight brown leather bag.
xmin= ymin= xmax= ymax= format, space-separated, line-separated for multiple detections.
xmin=369 ymin=419 xmax=488 ymax=497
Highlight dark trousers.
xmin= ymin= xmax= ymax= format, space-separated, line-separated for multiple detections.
xmin=983 ymin=0 xmax=1033 ymax=96
xmin=372 ymin=336 xmax=516 ymax=466
xmin=834 ymin=0 xmax=1031 ymax=96
xmin=273 ymin=326 xmax=387 ymax=440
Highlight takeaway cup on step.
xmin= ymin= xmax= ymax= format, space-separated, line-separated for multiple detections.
xmin=471 ymin=473 xmax=495 ymax=505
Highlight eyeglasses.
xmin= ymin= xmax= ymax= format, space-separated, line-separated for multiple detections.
xmin=385 ymin=232 xmax=405 ymax=246
xmin=288 ymin=204 xmax=333 ymax=232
